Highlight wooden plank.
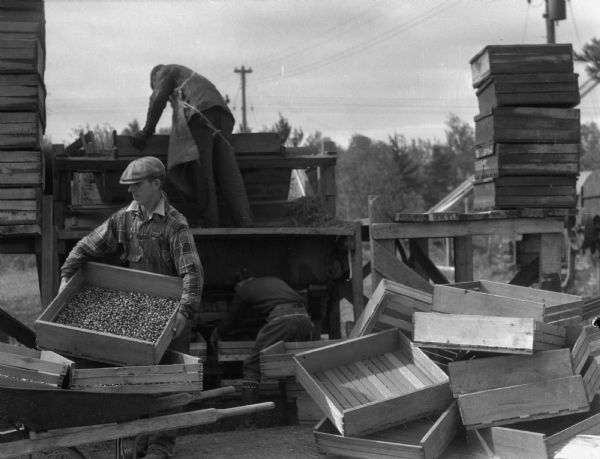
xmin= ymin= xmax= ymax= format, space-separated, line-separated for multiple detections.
xmin=414 ymin=312 xmax=537 ymax=354
xmin=448 ymin=349 xmax=574 ymax=396
xmin=458 ymin=375 xmax=589 ymax=429
xmin=421 ymin=401 xmax=460 ymax=459
xmin=371 ymin=241 xmax=433 ymax=294
xmin=433 ymin=282 xmax=545 ymax=321
xmin=454 ymin=235 xmax=473 ymax=282
xmin=540 ymin=232 xmax=562 ymax=292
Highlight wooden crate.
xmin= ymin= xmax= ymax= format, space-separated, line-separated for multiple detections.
xmin=448 ymin=350 xmax=589 ymax=430
xmin=0 ymin=112 xmax=43 ymax=149
xmin=413 ymin=312 xmax=566 ymax=354
xmin=349 ymin=278 xmax=432 ymax=338
xmin=0 ymin=150 xmax=41 ymax=186
xmin=0 ymin=74 xmax=45 ymax=126
xmin=490 ymin=396 xmax=600 ymax=459
xmin=432 ymin=280 xmax=583 ymax=327
xmin=473 ymin=176 xmax=577 ymax=210
xmin=217 ymin=340 xmax=255 ymax=362
xmin=35 ymin=262 xmax=181 ymax=366
xmin=474 ymin=107 xmax=580 ymax=146
xmin=469 ymin=43 xmax=574 ymax=88
xmin=474 ymin=143 xmax=580 ymax=179
xmin=569 ymin=326 xmax=600 ymax=401
xmin=476 ymin=72 xmax=580 ymax=111
xmin=0 ymin=342 xmax=72 ymax=388
xmin=0 ymin=186 xmax=40 ymax=225
xmin=0 ymin=38 xmax=44 ymax=76
xmin=313 ymin=401 xmax=460 ymax=459
xmin=68 ymin=350 xmax=202 ymax=394
xmin=259 ymin=339 xmax=343 ymax=379
xmin=294 ymin=328 xmax=452 ymax=437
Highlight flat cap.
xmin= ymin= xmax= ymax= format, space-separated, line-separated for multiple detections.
xmin=119 ymin=156 xmax=165 ymax=184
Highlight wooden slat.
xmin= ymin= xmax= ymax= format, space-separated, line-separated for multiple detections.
xmin=448 ymin=349 xmax=574 ymax=396
xmin=491 ymin=427 xmax=548 ymax=459
xmin=458 ymin=375 xmax=589 ymax=429
xmin=414 ymin=312 xmax=537 ymax=354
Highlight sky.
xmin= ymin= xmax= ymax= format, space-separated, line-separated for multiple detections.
xmin=44 ymin=0 xmax=600 ymax=148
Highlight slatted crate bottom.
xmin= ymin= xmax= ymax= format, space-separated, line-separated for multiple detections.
xmin=314 ymin=401 xmax=460 ymax=459
xmin=295 ymin=329 xmax=451 ymax=437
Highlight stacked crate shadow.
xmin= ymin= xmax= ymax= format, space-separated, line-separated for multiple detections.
xmin=0 ymin=0 xmax=46 ymax=236
xmin=470 ymin=44 xmax=580 ymax=212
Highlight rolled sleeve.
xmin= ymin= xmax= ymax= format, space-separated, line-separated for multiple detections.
xmin=171 ymin=227 xmax=203 ymax=319
xmin=143 ymin=67 xmax=175 ymax=135
xmin=60 ymin=217 xmax=119 ymax=279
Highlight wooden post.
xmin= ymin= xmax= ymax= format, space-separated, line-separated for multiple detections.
xmin=350 ymin=220 xmax=364 ymax=320
xmin=368 ymin=195 xmax=394 ymax=293
xmin=318 ymin=154 xmax=337 ymax=219
xmin=454 ymin=236 xmax=474 ymax=282
xmin=39 ymin=194 xmax=58 ymax=308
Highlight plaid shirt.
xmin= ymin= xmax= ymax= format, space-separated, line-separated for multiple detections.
xmin=61 ymin=195 xmax=203 ymax=318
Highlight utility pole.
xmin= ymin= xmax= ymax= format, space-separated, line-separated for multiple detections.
xmin=234 ymin=65 xmax=252 ymax=131
xmin=542 ymin=0 xmax=566 ymax=44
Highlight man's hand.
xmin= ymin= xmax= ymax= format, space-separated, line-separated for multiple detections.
xmin=58 ymin=276 xmax=71 ymax=294
xmin=172 ymin=310 xmax=188 ymax=339
xmin=131 ymin=130 xmax=149 ymax=150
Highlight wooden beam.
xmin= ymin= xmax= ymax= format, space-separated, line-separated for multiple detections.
xmin=350 ymin=220 xmax=365 ymax=319
xmin=540 ymin=232 xmax=563 ymax=292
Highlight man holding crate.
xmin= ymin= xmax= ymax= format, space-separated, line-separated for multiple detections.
xmin=59 ymin=156 xmax=203 ymax=459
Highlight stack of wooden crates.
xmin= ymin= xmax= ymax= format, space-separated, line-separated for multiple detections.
xmin=470 ymin=44 xmax=580 ymax=212
xmin=0 ymin=0 xmax=45 ymax=236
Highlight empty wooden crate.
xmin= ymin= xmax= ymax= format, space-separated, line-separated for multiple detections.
xmin=294 ymin=328 xmax=452 ymax=437
xmin=350 ymin=278 xmax=432 ymax=338
xmin=68 ymin=350 xmax=203 ymax=394
xmin=413 ymin=312 xmax=566 ymax=354
xmin=35 ymin=262 xmax=181 ymax=366
xmin=0 ymin=342 xmax=72 ymax=388
xmin=259 ymin=339 xmax=342 ymax=379
xmin=469 ymin=43 xmax=574 ymax=88
xmin=474 ymin=143 xmax=580 ymax=179
xmin=448 ymin=349 xmax=589 ymax=430
xmin=313 ymin=401 xmax=460 ymax=459
xmin=432 ymin=280 xmax=583 ymax=327
xmin=490 ymin=396 xmax=600 ymax=459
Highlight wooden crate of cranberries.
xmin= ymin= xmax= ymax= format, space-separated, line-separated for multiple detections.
xmin=35 ymin=262 xmax=182 ymax=366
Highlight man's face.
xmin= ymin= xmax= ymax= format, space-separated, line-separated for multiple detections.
xmin=128 ymin=178 xmax=160 ymax=208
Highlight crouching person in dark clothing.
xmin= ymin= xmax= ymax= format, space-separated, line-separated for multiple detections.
xmin=213 ymin=270 xmax=315 ymax=407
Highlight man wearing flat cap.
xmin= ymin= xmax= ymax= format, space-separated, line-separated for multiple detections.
xmin=59 ymin=156 xmax=203 ymax=459
xmin=131 ymin=64 xmax=253 ymax=228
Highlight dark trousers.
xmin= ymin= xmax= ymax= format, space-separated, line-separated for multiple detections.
xmin=244 ymin=314 xmax=315 ymax=381
xmin=187 ymin=108 xmax=253 ymax=227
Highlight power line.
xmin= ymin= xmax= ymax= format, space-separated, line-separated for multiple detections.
xmin=252 ymin=0 xmax=462 ymax=86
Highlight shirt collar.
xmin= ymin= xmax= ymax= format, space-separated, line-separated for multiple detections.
xmin=126 ymin=194 xmax=167 ymax=219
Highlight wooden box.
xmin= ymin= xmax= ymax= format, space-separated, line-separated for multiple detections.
xmin=294 ymin=328 xmax=452 ymax=437
xmin=433 ymin=280 xmax=583 ymax=327
xmin=0 ymin=74 xmax=45 ymax=126
xmin=569 ymin=326 xmax=600 ymax=401
xmin=448 ymin=350 xmax=589 ymax=430
xmin=0 ymin=112 xmax=43 ymax=149
xmin=35 ymin=262 xmax=181 ymax=366
xmin=0 ymin=187 xmax=40 ymax=225
xmin=217 ymin=340 xmax=255 ymax=362
xmin=313 ymin=401 xmax=460 ymax=459
xmin=413 ymin=312 xmax=566 ymax=354
xmin=259 ymin=339 xmax=342 ymax=379
xmin=350 ymin=278 xmax=432 ymax=338
xmin=68 ymin=350 xmax=202 ymax=394
xmin=473 ymin=176 xmax=577 ymax=210
xmin=474 ymin=143 xmax=580 ymax=179
xmin=189 ymin=340 xmax=207 ymax=361
xmin=476 ymin=72 xmax=580 ymax=111
xmin=469 ymin=44 xmax=574 ymax=88
xmin=0 ymin=342 xmax=72 ymax=388
xmin=490 ymin=396 xmax=600 ymax=459
xmin=0 ymin=38 xmax=44 ymax=76
xmin=474 ymin=107 xmax=580 ymax=146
